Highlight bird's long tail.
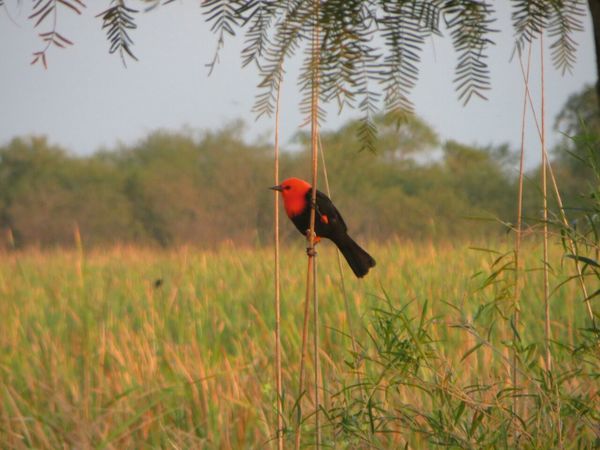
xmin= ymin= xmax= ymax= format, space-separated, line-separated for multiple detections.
xmin=334 ymin=234 xmax=376 ymax=278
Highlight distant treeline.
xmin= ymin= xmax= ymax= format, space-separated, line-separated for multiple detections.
xmin=0 ymin=87 xmax=596 ymax=249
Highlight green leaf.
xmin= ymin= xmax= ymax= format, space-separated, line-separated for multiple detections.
xmin=566 ymin=254 xmax=600 ymax=268
xmin=461 ymin=341 xmax=484 ymax=362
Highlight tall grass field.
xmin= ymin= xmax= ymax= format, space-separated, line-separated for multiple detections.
xmin=0 ymin=240 xmax=597 ymax=448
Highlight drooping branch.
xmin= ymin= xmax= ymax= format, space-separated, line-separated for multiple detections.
xmin=98 ymin=0 xmax=139 ymax=67
xmin=548 ymin=0 xmax=586 ymax=74
xmin=444 ymin=0 xmax=496 ymax=104
xmin=30 ymin=0 xmax=85 ymax=68
xmin=13 ymin=0 xmax=593 ymax=125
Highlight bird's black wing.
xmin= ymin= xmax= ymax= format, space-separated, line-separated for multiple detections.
xmin=315 ymin=189 xmax=348 ymax=233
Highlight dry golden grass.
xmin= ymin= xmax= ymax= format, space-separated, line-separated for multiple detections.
xmin=0 ymin=240 xmax=595 ymax=448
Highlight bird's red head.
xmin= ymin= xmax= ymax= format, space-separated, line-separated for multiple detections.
xmin=270 ymin=177 xmax=312 ymax=218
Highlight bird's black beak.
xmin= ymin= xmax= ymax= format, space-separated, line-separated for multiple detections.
xmin=269 ymin=185 xmax=284 ymax=192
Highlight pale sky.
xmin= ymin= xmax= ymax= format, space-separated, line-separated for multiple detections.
xmin=0 ymin=2 xmax=597 ymax=169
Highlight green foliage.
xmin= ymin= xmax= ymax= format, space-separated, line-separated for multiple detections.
xmin=320 ymin=89 xmax=600 ymax=450
xmin=512 ymin=0 xmax=586 ymax=74
xmin=554 ymin=84 xmax=599 ymax=160
xmin=10 ymin=0 xmax=591 ymax=149
xmin=445 ymin=0 xmax=495 ymax=104
xmin=0 ymin=115 xmax=522 ymax=249
xmin=552 ymin=122 xmax=600 ymax=325
xmin=328 ymin=281 xmax=598 ymax=447
xmin=0 ymin=241 xmax=595 ymax=447
xmin=443 ymin=140 xmax=516 ymax=219
xmin=0 ymin=137 xmax=134 ymax=247
xmin=549 ymin=85 xmax=599 ymax=209
xmin=218 ymin=0 xmax=497 ymax=150
xmin=200 ymin=0 xmax=586 ymax=150
xmin=0 ymin=98 xmax=597 ymax=446
xmin=13 ymin=0 xmax=588 ymax=92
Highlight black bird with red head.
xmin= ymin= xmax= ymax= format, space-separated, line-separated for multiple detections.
xmin=271 ymin=177 xmax=375 ymax=278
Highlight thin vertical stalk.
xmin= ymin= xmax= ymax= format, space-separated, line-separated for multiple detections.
xmin=74 ymin=222 xmax=84 ymax=288
xmin=308 ymin=2 xmax=321 ymax=445
xmin=319 ymin=136 xmax=365 ymax=395
xmin=514 ymin=42 xmax=532 ymax=430
xmin=540 ymin=35 xmax=551 ymax=374
xmin=295 ymin=2 xmax=321 ymax=447
xmin=312 ymin=247 xmax=320 ymax=447
xmin=294 ymin=258 xmax=313 ymax=450
xmin=517 ymin=49 xmax=594 ymax=326
xmin=541 ymin=36 xmax=563 ymax=448
xmin=273 ymin=82 xmax=283 ymax=450
xmin=546 ymin=155 xmax=594 ymax=326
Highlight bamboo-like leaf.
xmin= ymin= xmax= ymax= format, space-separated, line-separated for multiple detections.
xmin=30 ymin=52 xmax=42 ymax=66
xmin=461 ymin=341 xmax=484 ymax=362
xmin=584 ymin=288 xmax=600 ymax=302
xmin=32 ymin=3 xmax=55 ymax=27
xmin=453 ymin=401 xmax=466 ymax=424
xmin=54 ymin=32 xmax=73 ymax=46
xmin=566 ymin=254 xmax=600 ymax=268
xmin=57 ymin=0 xmax=84 ymax=15
xmin=29 ymin=0 xmax=54 ymax=20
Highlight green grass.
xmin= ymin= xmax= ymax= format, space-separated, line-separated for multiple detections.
xmin=0 ymin=240 xmax=597 ymax=448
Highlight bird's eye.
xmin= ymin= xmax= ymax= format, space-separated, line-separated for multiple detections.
xmin=285 ymin=185 xmax=292 ymax=190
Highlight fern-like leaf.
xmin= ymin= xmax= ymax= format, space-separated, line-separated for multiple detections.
xmin=444 ymin=0 xmax=496 ymax=105
xmin=142 ymin=0 xmax=177 ymax=13
xmin=203 ymin=0 xmax=246 ymax=74
xmin=98 ymin=0 xmax=139 ymax=66
xmin=251 ymin=0 xmax=309 ymax=118
xmin=320 ymin=0 xmax=378 ymax=115
xmin=511 ymin=0 xmax=550 ymax=55
xmin=239 ymin=1 xmax=277 ymax=69
xmin=547 ymin=0 xmax=585 ymax=74
xmin=378 ymin=1 xmax=436 ymax=116
xmin=199 ymin=0 xmax=585 ymax=154
xmin=29 ymin=0 xmax=83 ymax=68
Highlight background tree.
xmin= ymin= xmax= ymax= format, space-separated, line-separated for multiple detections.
xmin=552 ymin=84 xmax=599 ymax=208
xmin=2 ymin=81 xmax=597 ymax=248
xmin=0 ymin=114 xmax=526 ymax=248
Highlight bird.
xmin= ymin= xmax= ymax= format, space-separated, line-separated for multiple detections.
xmin=270 ymin=177 xmax=376 ymax=278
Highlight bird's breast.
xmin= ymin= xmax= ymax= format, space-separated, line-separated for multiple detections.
xmin=283 ymin=196 xmax=307 ymax=218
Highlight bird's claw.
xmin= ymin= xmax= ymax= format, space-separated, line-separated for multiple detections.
xmin=305 ymin=229 xmax=320 ymax=242
xmin=305 ymin=230 xmax=318 ymax=256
